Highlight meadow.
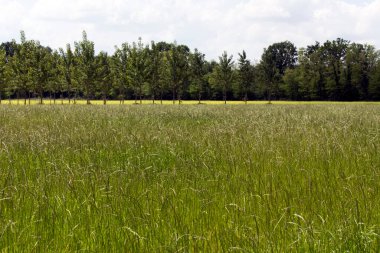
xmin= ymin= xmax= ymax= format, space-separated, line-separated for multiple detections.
xmin=0 ymin=103 xmax=379 ymax=252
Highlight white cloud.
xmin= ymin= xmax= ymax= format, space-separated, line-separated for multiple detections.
xmin=1 ymin=0 xmax=379 ymax=60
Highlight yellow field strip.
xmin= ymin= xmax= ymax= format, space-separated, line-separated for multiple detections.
xmin=1 ymin=99 xmax=380 ymax=105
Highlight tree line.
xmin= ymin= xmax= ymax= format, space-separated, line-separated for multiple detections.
xmin=1 ymin=31 xmax=380 ymax=104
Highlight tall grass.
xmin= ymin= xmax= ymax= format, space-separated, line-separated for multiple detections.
xmin=0 ymin=104 xmax=379 ymax=252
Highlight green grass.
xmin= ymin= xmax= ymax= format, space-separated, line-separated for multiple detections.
xmin=0 ymin=104 xmax=379 ymax=252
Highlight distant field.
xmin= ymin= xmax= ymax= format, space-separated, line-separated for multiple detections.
xmin=2 ymin=99 xmax=380 ymax=105
xmin=0 ymin=105 xmax=379 ymax=252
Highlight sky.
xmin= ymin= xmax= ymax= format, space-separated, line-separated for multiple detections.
xmin=1 ymin=0 xmax=379 ymax=61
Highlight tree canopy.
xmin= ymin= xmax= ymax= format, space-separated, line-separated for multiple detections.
xmin=1 ymin=31 xmax=380 ymax=103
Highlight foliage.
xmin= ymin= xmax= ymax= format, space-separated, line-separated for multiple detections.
xmin=1 ymin=31 xmax=380 ymax=102
xmin=74 ymin=31 xmax=97 ymax=104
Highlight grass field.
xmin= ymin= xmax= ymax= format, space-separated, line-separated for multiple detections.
xmin=0 ymin=104 xmax=379 ymax=252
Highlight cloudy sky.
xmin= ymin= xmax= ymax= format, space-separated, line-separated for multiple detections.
xmin=1 ymin=0 xmax=379 ymax=60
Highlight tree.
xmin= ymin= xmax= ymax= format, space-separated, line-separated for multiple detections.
xmin=322 ymin=38 xmax=349 ymax=100
xmin=59 ymin=44 xmax=74 ymax=103
xmin=344 ymin=43 xmax=378 ymax=100
xmin=128 ymin=38 xmax=149 ymax=104
xmin=147 ymin=41 xmax=163 ymax=104
xmin=10 ymin=31 xmax=36 ymax=105
xmin=96 ymin=51 xmax=112 ymax=105
xmin=283 ymin=67 xmax=302 ymax=100
xmin=217 ymin=51 xmax=234 ymax=104
xmin=369 ymin=55 xmax=380 ymax=100
xmin=31 ymin=41 xmax=52 ymax=104
xmin=167 ymin=43 xmax=189 ymax=104
xmin=48 ymin=50 xmax=64 ymax=104
xmin=238 ymin=50 xmax=254 ymax=103
xmin=189 ymin=48 xmax=206 ymax=104
xmin=259 ymin=41 xmax=297 ymax=102
xmin=0 ymin=48 xmax=10 ymax=104
xmin=74 ymin=31 xmax=97 ymax=104
xmin=158 ymin=53 xmax=171 ymax=103
xmin=302 ymin=43 xmax=327 ymax=100
xmin=113 ymin=43 xmax=130 ymax=104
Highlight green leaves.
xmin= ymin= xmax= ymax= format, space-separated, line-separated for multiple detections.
xmin=167 ymin=43 xmax=190 ymax=102
xmin=127 ymin=38 xmax=150 ymax=103
xmin=238 ymin=50 xmax=255 ymax=102
xmin=1 ymin=31 xmax=380 ymax=102
xmin=74 ymin=31 xmax=97 ymax=104
xmin=0 ymin=48 xmax=9 ymax=102
xmin=216 ymin=51 xmax=234 ymax=103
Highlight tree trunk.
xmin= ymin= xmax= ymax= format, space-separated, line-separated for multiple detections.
xmin=68 ymin=82 xmax=71 ymax=104
xmin=198 ymin=82 xmax=202 ymax=104
xmin=172 ymin=85 xmax=175 ymax=104
xmin=268 ymin=86 xmax=272 ymax=104
xmin=244 ymin=92 xmax=248 ymax=105
xmin=86 ymin=83 xmax=90 ymax=105
xmin=53 ymin=92 xmax=56 ymax=104
xmin=223 ymin=84 xmax=227 ymax=104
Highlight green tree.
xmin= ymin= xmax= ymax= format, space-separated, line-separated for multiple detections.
xmin=0 ymin=48 xmax=10 ymax=104
xmin=189 ymin=48 xmax=206 ymax=104
xmin=237 ymin=50 xmax=254 ymax=103
xmin=113 ymin=43 xmax=130 ymax=104
xmin=128 ymin=38 xmax=149 ymax=104
xmin=369 ymin=56 xmax=380 ymax=100
xmin=147 ymin=41 xmax=163 ymax=104
xmin=1 ymin=41 xmax=16 ymax=103
xmin=96 ymin=51 xmax=112 ymax=105
xmin=283 ymin=67 xmax=302 ymax=100
xmin=74 ymin=31 xmax=97 ymax=104
xmin=216 ymin=51 xmax=234 ymax=104
xmin=344 ymin=43 xmax=378 ymax=100
xmin=10 ymin=31 xmax=35 ymax=104
xmin=167 ymin=43 xmax=189 ymax=104
xmin=59 ymin=44 xmax=74 ymax=103
xmin=31 ymin=41 xmax=52 ymax=104
xmin=257 ymin=56 xmax=277 ymax=102
xmin=47 ymin=50 xmax=64 ymax=104
xmin=322 ymin=38 xmax=349 ymax=100
xmin=259 ymin=41 xmax=297 ymax=102
xmin=158 ymin=52 xmax=171 ymax=103
xmin=301 ymin=43 xmax=326 ymax=100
